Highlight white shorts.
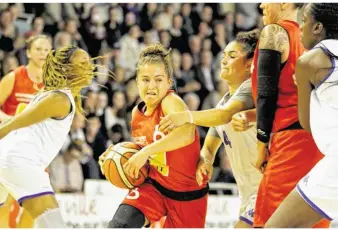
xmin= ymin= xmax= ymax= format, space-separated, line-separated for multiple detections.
xmin=297 ymin=155 xmax=338 ymax=221
xmin=239 ymin=194 xmax=256 ymax=226
xmin=0 ymin=167 xmax=54 ymax=206
xmin=0 ymin=183 xmax=8 ymax=206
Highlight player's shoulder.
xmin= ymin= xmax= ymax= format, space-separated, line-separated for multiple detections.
xmin=1 ymin=70 xmax=16 ymax=82
xmin=297 ymin=48 xmax=330 ymax=71
xmin=162 ymin=92 xmax=184 ymax=105
xmin=259 ymin=24 xmax=289 ymax=52
xmin=161 ymin=92 xmax=187 ymax=114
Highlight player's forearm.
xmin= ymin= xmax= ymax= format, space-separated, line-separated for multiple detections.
xmin=243 ymin=108 xmax=257 ymax=123
xmin=190 ymin=108 xmax=234 ymax=127
xmin=200 ymin=132 xmax=222 ymax=164
xmin=141 ymin=124 xmax=195 ymax=157
xmin=256 ymin=48 xmax=281 ymax=143
xmin=200 ymin=148 xmax=216 ymax=164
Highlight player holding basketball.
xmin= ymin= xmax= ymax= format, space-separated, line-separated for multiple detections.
xmin=105 ymin=43 xmax=208 ymax=228
xmin=0 ymin=45 xmax=96 ymax=228
xmin=265 ymin=3 xmax=338 ymax=227
xmin=233 ymin=3 xmax=330 ymax=228
xmin=0 ymin=34 xmax=52 ymax=228
xmin=159 ymin=30 xmax=261 ymax=228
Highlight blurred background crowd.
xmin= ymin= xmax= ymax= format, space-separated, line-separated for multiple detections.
xmin=0 ymin=3 xmax=263 ymax=194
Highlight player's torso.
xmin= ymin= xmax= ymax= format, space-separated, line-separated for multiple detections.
xmin=0 ymin=90 xmax=75 ymax=169
xmin=2 ymin=66 xmax=43 ymax=116
xmin=131 ymin=99 xmax=201 ymax=192
xmin=310 ymin=40 xmax=338 ymax=157
xmin=215 ymin=94 xmax=261 ymax=200
xmin=251 ymin=20 xmax=305 ymax=132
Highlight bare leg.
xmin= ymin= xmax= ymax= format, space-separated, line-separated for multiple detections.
xmin=234 ymin=219 xmax=252 ymax=228
xmin=21 ymin=194 xmax=66 ymax=228
xmin=265 ymin=189 xmax=326 ymax=228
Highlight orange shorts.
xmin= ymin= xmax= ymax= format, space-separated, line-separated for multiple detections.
xmin=253 ymin=130 xmax=330 ymax=228
xmin=123 ymin=183 xmax=207 ymax=228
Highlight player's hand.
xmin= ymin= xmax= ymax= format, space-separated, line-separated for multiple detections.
xmin=159 ymin=111 xmax=190 ymax=133
xmin=98 ymin=144 xmax=114 ymax=175
xmin=124 ymin=150 xmax=148 ymax=179
xmin=231 ymin=111 xmax=253 ymax=132
xmin=255 ymin=140 xmax=269 ymax=173
xmin=196 ymin=157 xmax=213 ymax=186
xmin=0 ymin=114 xmax=12 ymax=123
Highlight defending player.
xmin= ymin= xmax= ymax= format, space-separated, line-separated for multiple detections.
xmin=159 ymin=30 xmax=261 ymax=228
xmin=104 ymin=44 xmax=208 ymax=228
xmin=265 ymin=3 xmax=338 ymax=227
xmin=0 ymin=34 xmax=52 ymax=228
xmin=0 ymin=45 xmax=96 ymax=228
xmin=234 ymin=3 xmax=330 ymax=227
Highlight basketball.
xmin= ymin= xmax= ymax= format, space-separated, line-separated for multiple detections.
xmin=103 ymin=142 xmax=149 ymax=189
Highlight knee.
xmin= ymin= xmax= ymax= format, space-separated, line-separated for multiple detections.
xmin=108 ymin=219 xmax=130 ymax=228
xmin=22 ymin=195 xmax=58 ymax=219
xmin=107 ymin=204 xmax=145 ymax=228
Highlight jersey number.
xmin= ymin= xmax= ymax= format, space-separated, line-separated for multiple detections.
xmin=223 ymin=131 xmax=232 ymax=148
xmin=148 ymin=125 xmax=169 ymax=176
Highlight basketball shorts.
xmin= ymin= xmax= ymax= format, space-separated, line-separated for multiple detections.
xmin=297 ymin=155 xmax=338 ymax=221
xmin=253 ymin=130 xmax=330 ymax=228
xmin=0 ymin=167 xmax=54 ymax=206
xmin=239 ymin=194 xmax=256 ymax=226
xmin=0 ymin=183 xmax=7 ymax=206
xmin=122 ymin=182 xmax=208 ymax=228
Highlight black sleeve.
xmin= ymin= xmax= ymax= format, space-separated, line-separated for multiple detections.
xmin=256 ymin=49 xmax=281 ymax=143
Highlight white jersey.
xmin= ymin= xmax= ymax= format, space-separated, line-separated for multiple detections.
xmin=0 ymin=89 xmax=75 ymax=170
xmin=209 ymin=79 xmax=261 ymax=205
xmin=310 ymin=39 xmax=338 ymax=157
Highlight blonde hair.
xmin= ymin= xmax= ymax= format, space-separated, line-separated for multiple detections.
xmin=137 ymin=43 xmax=174 ymax=82
xmin=42 ymin=45 xmax=96 ymax=115
xmin=26 ymin=34 xmax=52 ymax=50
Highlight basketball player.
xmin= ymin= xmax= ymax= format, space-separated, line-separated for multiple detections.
xmin=265 ymin=3 xmax=338 ymax=227
xmin=0 ymin=34 xmax=52 ymax=228
xmin=159 ymin=30 xmax=261 ymax=228
xmin=0 ymin=45 xmax=96 ymax=228
xmin=233 ymin=3 xmax=330 ymax=228
xmin=105 ymin=44 xmax=208 ymax=228
xmin=0 ymin=34 xmax=52 ymax=122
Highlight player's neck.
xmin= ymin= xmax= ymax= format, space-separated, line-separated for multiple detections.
xmin=26 ymin=63 xmax=43 ymax=84
xmin=228 ymin=84 xmax=240 ymax=96
xmin=278 ymin=11 xmax=298 ymax=23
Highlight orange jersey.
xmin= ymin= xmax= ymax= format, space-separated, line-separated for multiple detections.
xmin=2 ymin=66 xmax=43 ymax=116
xmin=251 ymin=20 xmax=306 ymax=133
xmin=130 ymin=91 xmax=201 ymax=192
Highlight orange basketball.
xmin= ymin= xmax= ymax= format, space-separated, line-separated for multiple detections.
xmin=103 ymin=142 xmax=149 ymax=189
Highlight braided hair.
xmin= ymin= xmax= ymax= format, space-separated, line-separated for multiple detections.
xmin=310 ymin=3 xmax=338 ymax=40
xmin=42 ymin=45 xmax=96 ymax=115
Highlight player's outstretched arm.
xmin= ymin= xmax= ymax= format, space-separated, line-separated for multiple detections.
xmin=0 ymin=92 xmax=71 ymax=139
xmin=196 ymin=129 xmax=222 ymax=185
xmin=159 ymin=100 xmax=247 ymax=132
xmin=0 ymin=71 xmax=15 ymax=122
xmin=159 ymin=79 xmax=254 ymax=132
